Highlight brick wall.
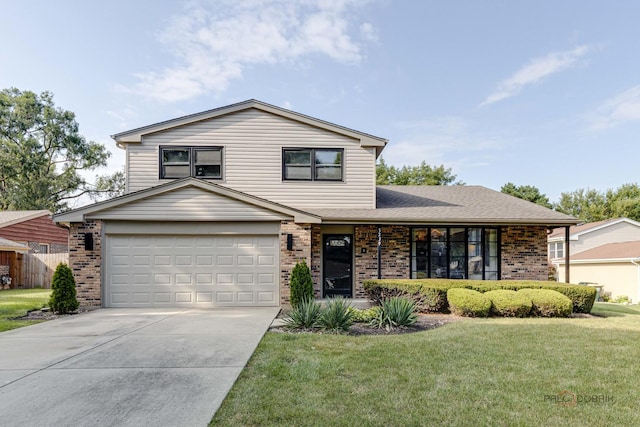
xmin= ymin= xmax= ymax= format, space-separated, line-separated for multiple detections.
xmin=501 ymin=225 xmax=548 ymax=280
xmin=352 ymin=225 xmax=410 ymax=297
xmin=279 ymin=221 xmax=312 ymax=304
xmin=69 ymin=220 xmax=102 ymax=307
xmin=310 ymin=224 xmax=322 ymax=298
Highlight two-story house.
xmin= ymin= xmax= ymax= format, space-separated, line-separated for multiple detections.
xmin=55 ymin=100 xmax=578 ymax=308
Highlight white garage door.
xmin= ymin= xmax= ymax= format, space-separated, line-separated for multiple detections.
xmin=105 ymin=235 xmax=279 ymax=307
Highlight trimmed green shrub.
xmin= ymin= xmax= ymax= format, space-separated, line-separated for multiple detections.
xmin=363 ymin=280 xmax=449 ymax=313
xmin=484 ymin=290 xmax=532 ymax=317
xmin=363 ymin=279 xmax=596 ymax=313
xmin=289 ymin=260 xmax=313 ymax=309
xmin=517 ymin=289 xmax=573 ymax=317
xmin=348 ymin=307 xmax=380 ymax=323
xmin=317 ymin=297 xmax=353 ymax=333
xmin=447 ymin=288 xmax=491 ymax=317
xmin=370 ymin=297 xmax=418 ymax=329
xmin=283 ymin=299 xmax=322 ymax=330
xmin=49 ymin=263 xmax=79 ymax=314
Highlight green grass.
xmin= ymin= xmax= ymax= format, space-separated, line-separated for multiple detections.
xmin=212 ymin=303 xmax=640 ymax=427
xmin=0 ymin=289 xmax=52 ymax=332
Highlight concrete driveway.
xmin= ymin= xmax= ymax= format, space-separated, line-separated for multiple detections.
xmin=0 ymin=307 xmax=279 ymax=427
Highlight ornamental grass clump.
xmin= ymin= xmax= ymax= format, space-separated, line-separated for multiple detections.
xmin=317 ymin=297 xmax=353 ymax=333
xmin=283 ymin=298 xmax=322 ymax=330
xmin=370 ymin=296 xmax=418 ymax=329
xmin=48 ymin=263 xmax=79 ymax=314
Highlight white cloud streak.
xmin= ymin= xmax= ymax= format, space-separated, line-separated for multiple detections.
xmin=480 ymin=45 xmax=590 ymax=107
xmin=124 ymin=0 xmax=373 ymax=102
xmin=383 ymin=117 xmax=506 ymax=172
xmin=588 ymin=85 xmax=640 ymax=130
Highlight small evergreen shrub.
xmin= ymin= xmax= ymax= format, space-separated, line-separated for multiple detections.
xmin=517 ymin=289 xmax=573 ymax=317
xmin=49 ymin=263 xmax=79 ymax=314
xmin=317 ymin=297 xmax=353 ymax=333
xmin=283 ymin=299 xmax=322 ymax=330
xmin=614 ymin=295 xmax=630 ymax=304
xmin=446 ymin=288 xmax=491 ymax=317
xmin=370 ymin=297 xmax=418 ymax=329
xmin=484 ymin=290 xmax=532 ymax=317
xmin=289 ymin=260 xmax=313 ymax=309
xmin=348 ymin=307 xmax=380 ymax=323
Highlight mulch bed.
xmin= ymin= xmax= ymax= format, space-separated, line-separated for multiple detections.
xmin=13 ymin=308 xmax=91 ymax=321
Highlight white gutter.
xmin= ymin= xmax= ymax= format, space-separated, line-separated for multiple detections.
xmin=631 ymin=258 xmax=640 ymax=303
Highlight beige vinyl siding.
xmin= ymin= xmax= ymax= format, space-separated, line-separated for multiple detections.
xmin=570 ymin=222 xmax=640 ymax=255
xmin=126 ymin=109 xmax=376 ymax=209
xmin=90 ymin=187 xmax=290 ymax=221
xmin=556 ymin=261 xmax=640 ymax=303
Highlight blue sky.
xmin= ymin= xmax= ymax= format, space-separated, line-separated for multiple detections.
xmin=2 ymin=0 xmax=639 ymax=206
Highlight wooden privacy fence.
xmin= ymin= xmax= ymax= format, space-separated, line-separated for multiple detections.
xmin=16 ymin=253 xmax=69 ymax=289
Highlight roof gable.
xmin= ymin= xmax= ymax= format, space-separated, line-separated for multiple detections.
xmin=112 ymin=99 xmax=387 ymax=155
xmin=54 ymin=178 xmax=321 ymax=224
xmin=548 ymin=217 xmax=640 ymax=240
xmin=0 ymin=210 xmax=51 ymax=228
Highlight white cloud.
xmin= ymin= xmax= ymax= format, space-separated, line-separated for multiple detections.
xmin=123 ymin=0 xmax=374 ymax=102
xmin=588 ymin=85 xmax=640 ymax=130
xmin=383 ymin=117 xmax=505 ymax=172
xmin=480 ymin=45 xmax=590 ymax=107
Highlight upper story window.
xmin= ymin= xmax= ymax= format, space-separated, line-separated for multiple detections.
xmin=283 ymin=148 xmax=343 ymax=181
xmin=160 ymin=147 xmax=222 ymax=179
xmin=549 ymin=241 xmax=564 ymax=259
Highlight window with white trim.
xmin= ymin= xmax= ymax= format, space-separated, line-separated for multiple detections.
xmin=549 ymin=242 xmax=564 ymax=259
xmin=160 ymin=147 xmax=222 ymax=179
xmin=283 ymin=148 xmax=343 ymax=181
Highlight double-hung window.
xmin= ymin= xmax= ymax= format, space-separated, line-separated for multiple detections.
xmin=160 ymin=146 xmax=222 ymax=179
xmin=283 ymin=148 xmax=343 ymax=181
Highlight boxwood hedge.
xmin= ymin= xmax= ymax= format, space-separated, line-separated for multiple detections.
xmin=517 ymin=288 xmax=573 ymax=317
xmin=484 ymin=289 xmax=532 ymax=317
xmin=447 ymin=288 xmax=492 ymax=317
xmin=363 ymin=278 xmax=596 ymax=314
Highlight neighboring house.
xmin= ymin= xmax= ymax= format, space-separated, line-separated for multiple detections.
xmin=554 ymin=241 xmax=640 ymax=303
xmin=0 ymin=210 xmax=69 ymax=254
xmin=0 ymin=210 xmax=69 ymax=288
xmin=547 ymin=217 xmax=640 ymax=260
xmin=0 ymin=237 xmax=30 ymax=288
xmin=548 ymin=218 xmax=640 ymax=302
xmin=54 ymin=100 xmax=577 ymax=308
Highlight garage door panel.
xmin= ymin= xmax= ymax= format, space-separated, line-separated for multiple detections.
xmin=106 ymin=234 xmax=279 ymax=307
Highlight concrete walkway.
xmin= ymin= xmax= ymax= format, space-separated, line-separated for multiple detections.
xmin=0 ymin=307 xmax=279 ymax=427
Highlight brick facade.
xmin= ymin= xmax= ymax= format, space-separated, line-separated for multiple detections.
xmin=69 ymin=220 xmax=102 ymax=307
xmin=501 ymin=225 xmax=548 ymax=281
xmin=279 ymin=221 xmax=312 ymax=304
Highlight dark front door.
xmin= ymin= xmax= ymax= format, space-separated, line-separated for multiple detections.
xmin=323 ymin=234 xmax=353 ymax=298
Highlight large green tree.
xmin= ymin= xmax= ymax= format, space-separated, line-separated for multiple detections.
xmin=500 ymin=182 xmax=552 ymax=208
xmin=0 ymin=88 xmax=122 ymax=212
xmin=376 ymin=158 xmax=461 ymax=185
xmin=554 ymin=183 xmax=640 ymax=222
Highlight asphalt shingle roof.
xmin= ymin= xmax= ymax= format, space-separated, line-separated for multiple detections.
xmin=310 ymin=185 xmax=578 ymax=225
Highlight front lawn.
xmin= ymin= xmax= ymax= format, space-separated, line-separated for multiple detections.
xmin=0 ymin=289 xmax=52 ymax=332
xmin=212 ymin=303 xmax=640 ymax=426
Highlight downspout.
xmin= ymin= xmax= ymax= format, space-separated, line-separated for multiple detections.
xmin=377 ymin=226 xmax=382 ymax=279
xmin=564 ymin=226 xmax=570 ymax=283
xmin=631 ymin=258 xmax=640 ymax=304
